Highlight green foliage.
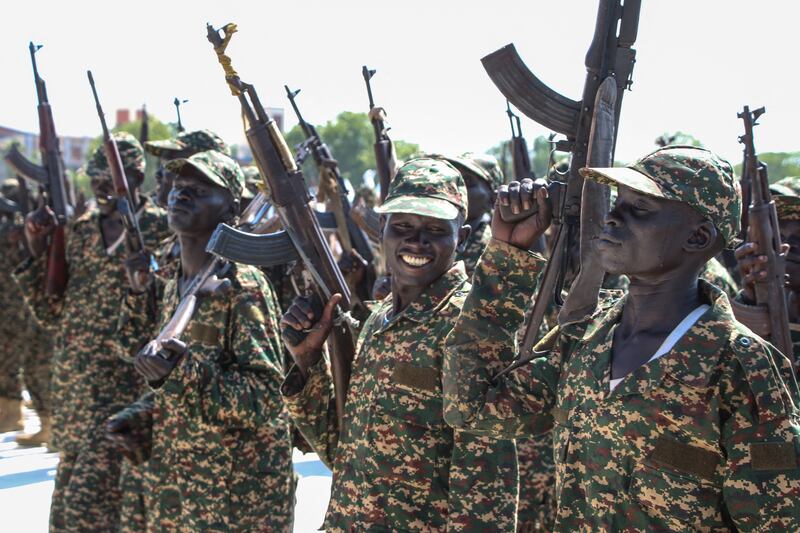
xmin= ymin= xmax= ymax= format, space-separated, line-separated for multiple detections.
xmin=284 ymin=111 xmax=420 ymax=189
xmin=733 ymin=152 xmax=800 ymax=183
xmin=488 ymin=134 xmax=560 ymax=181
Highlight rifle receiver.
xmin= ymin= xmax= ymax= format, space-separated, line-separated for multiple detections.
xmin=87 ymin=70 xmax=111 ymax=139
xmin=362 ymin=65 xmax=376 ymax=109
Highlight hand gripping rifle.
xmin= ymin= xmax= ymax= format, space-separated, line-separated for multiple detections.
xmin=285 ymin=85 xmax=376 ymax=303
xmin=362 ymin=66 xmax=398 ymax=204
xmin=506 ymin=100 xmax=535 ymax=180
xmin=5 ymin=42 xmax=74 ymax=296
xmin=486 ymin=0 xmax=641 ymax=379
xmin=736 ymin=106 xmax=794 ymax=362
xmin=207 ymin=23 xmax=356 ymax=431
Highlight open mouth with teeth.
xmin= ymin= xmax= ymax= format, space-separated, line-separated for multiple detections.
xmin=400 ymin=253 xmax=432 ymax=267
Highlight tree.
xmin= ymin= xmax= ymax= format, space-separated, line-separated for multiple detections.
xmin=284 ymin=111 xmax=420 ymax=190
xmin=734 ymin=152 xmax=800 ymax=183
xmin=487 ymin=134 xmax=559 ymax=181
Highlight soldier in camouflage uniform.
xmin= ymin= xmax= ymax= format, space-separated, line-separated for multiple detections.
xmin=15 ymin=132 xmax=170 ymax=533
xmin=0 ymin=185 xmax=55 ymax=444
xmin=734 ymin=175 xmax=800 ymax=358
xmin=124 ymin=150 xmax=294 ymax=532
xmin=444 ymin=146 xmax=800 ymax=531
xmin=281 ymin=158 xmax=518 ymax=532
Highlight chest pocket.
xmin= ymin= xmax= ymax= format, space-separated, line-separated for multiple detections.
xmin=355 ymin=363 xmax=447 ymax=492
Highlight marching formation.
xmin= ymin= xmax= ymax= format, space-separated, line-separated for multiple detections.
xmin=2 ymin=1 xmax=800 ymax=532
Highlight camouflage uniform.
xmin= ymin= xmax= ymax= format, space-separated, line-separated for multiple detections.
xmin=14 ymin=133 xmax=170 ymax=532
xmin=444 ymin=146 xmax=800 ymax=531
xmin=120 ymin=151 xmax=295 ymax=532
xmin=144 ymin=129 xmax=231 ymax=158
xmin=282 ymin=159 xmax=518 ymax=532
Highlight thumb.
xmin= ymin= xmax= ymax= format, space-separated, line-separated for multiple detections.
xmin=319 ymin=293 xmax=343 ymax=327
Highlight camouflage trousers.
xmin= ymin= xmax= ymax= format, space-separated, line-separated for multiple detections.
xmin=49 ymin=431 xmax=124 ymax=533
xmin=0 ymin=307 xmax=53 ymax=415
xmin=516 ymin=433 xmax=556 ymax=533
xmin=119 ymin=460 xmax=149 ymax=533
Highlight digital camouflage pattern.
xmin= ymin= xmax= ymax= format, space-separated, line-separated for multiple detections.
xmin=772 ymin=176 xmax=800 ymax=221
xmin=13 ymin=197 xmax=169 ymax=532
xmin=0 ymin=214 xmax=53 ymax=415
xmin=120 ymin=261 xmax=294 ymax=532
xmin=165 ymin=150 xmax=245 ymax=204
xmin=701 ymin=256 xmax=739 ymax=299
xmin=444 ymin=238 xmax=800 ymax=531
xmin=282 ymin=262 xmax=518 ymax=532
xmin=460 ymin=152 xmax=505 ymax=190
xmin=144 ymin=129 xmax=231 ymax=158
xmin=86 ymin=132 xmax=146 ymax=182
xmin=375 ymin=157 xmax=467 ymax=220
xmin=457 ymin=216 xmax=492 ymax=276
xmin=241 ymin=165 xmax=265 ymax=201
xmin=582 ymin=145 xmax=742 ymax=245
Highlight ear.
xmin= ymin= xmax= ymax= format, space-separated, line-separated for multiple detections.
xmin=378 ymin=214 xmax=387 ymax=241
xmin=455 ymin=223 xmax=472 ymax=253
xmin=684 ymin=220 xmax=717 ymax=253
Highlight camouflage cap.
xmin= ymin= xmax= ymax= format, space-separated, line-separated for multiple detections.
xmin=241 ymin=165 xmax=269 ymax=200
xmin=165 ymin=150 xmax=244 ymax=203
xmin=86 ymin=132 xmax=145 ymax=182
xmin=375 ymin=157 xmax=467 ymax=220
xmin=580 ymin=145 xmax=741 ymax=246
xmin=145 ymin=129 xmax=230 ymax=158
xmin=772 ymin=176 xmax=800 ymax=221
xmin=431 ymin=153 xmax=502 ymax=190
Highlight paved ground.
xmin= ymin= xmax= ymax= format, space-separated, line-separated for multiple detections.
xmin=0 ymin=403 xmax=332 ymax=532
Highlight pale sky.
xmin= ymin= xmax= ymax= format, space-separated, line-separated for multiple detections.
xmin=3 ymin=0 xmax=797 ymax=166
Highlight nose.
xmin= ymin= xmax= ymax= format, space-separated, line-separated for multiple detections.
xmin=604 ymin=202 xmax=622 ymax=227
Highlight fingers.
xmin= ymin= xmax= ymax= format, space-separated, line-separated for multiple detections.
xmin=534 ymin=179 xmax=551 ymax=222
xmin=161 ymin=338 xmax=187 ymax=358
xmin=734 ymin=242 xmax=760 ymax=260
xmin=105 ymin=417 xmax=130 ymax=433
xmin=319 ymin=294 xmax=343 ymax=327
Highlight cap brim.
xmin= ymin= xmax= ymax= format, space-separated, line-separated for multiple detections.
xmin=375 ymin=195 xmax=460 ymax=220
xmin=165 ymin=159 xmax=228 ymax=191
xmin=579 ymin=166 xmax=666 ymax=198
xmin=145 ymin=139 xmax=186 ymax=156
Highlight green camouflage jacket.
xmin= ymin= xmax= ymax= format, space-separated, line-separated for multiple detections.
xmin=457 ymin=217 xmax=492 ymax=276
xmin=701 ymin=257 xmax=739 ymax=299
xmin=282 ymin=262 xmax=518 ymax=532
xmin=14 ymin=199 xmax=169 ymax=452
xmin=0 ymin=216 xmax=28 ymax=322
xmin=137 ymin=261 xmax=294 ymax=532
xmin=444 ymin=238 xmax=800 ymax=532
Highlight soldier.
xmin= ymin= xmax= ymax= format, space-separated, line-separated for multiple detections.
xmin=443 ymin=146 xmax=800 ymax=530
xmin=734 ymin=176 xmax=800 ymax=357
xmin=128 ymin=150 xmax=294 ymax=531
xmin=281 ymin=158 xmax=518 ymax=532
xmin=0 ymin=184 xmax=55 ymax=445
xmin=14 ymin=132 xmax=170 ymax=532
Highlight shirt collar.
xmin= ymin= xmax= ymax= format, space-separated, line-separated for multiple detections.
xmin=381 ymin=261 xmax=468 ymax=327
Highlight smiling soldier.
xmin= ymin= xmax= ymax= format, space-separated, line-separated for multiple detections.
xmin=443 ymin=146 xmax=800 ymax=531
xmin=281 ymin=157 xmax=518 ymax=532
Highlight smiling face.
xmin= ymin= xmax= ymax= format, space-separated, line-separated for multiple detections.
xmin=780 ymin=219 xmax=800 ymax=293
xmin=597 ymin=185 xmax=715 ymax=279
xmin=383 ymin=212 xmax=469 ymax=293
xmin=167 ymin=171 xmax=234 ymax=237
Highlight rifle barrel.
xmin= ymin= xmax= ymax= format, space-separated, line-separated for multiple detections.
xmin=87 ymin=71 xmax=111 ymax=138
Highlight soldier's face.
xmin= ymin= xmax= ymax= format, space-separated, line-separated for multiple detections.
xmin=780 ymin=219 xmax=800 ymax=293
xmin=90 ymin=177 xmax=116 ymax=216
xmin=464 ymin=173 xmax=493 ymax=222
xmin=155 ymin=158 xmax=178 ymax=208
xmin=597 ymin=185 xmax=706 ymax=277
xmin=383 ymin=212 xmax=468 ymax=291
xmin=167 ymin=173 xmax=233 ymax=236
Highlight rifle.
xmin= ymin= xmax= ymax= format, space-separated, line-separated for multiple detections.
xmin=506 ymin=100 xmax=534 ymax=180
xmin=362 ymin=66 xmax=397 ymax=203
xmin=737 ymin=106 xmax=793 ymax=361
xmin=174 ymin=97 xmax=187 ymax=133
xmin=140 ymin=104 xmax=149 ymax=145
xmin=284 ymin=85 xmax=375 ymax=302
xmin=484 ymin=0 xmax=641 ymax=378
xmin=207 ymin=23 xmax=356 ymax=432
xmin=4 ymin=42 xmax=73 ymax=296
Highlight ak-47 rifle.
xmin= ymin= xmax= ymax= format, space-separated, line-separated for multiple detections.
xmin=485 ymin=0 xmax=641 ymax=378
xmin=207 ymin=23 xmax=356 ymax=432
xmin=5 ymin=42 xmax=74 ymax=296
xmin=174 ymin=98 xmax=187 ymax=133
xmin=506 ymin=100 xmax=534 ymax=180
xmin=140 ymin=104 xmax=149 ymax=145
xmin=285 ymin=85 xmax=376 ymax=303
xmin=362 ymin=66 xmax=397 ymax=203
xmin=735 ymin=106 xmax=793 ymax=361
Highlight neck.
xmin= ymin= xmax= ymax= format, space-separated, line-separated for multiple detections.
xmin=466 ymin=213 xmax=487 ymax=232
xmin=392 ymin=283 xmax=425 ymax=315
xmin=619 ymin=270 xmax=703 ymax=337
xmin=178 ymin=231 xmax=214 ymax=279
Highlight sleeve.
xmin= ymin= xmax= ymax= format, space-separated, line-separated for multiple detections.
xmin=108 ymin=391 xmax=156 ymax=461
xmin=114 ymin=277 xmax=167 ymax=363
xmin=281 ymin=356 xmax=339 ymax=468
xmin=443 ymin=238 xmax=562 ymax=439
xmin=721 ymin=340 xmax=800 ymax=530
xmin=12 ymin=254 xmax=64 ymax=330
xmin=158 ymin=277 xmax=288 ymax=431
